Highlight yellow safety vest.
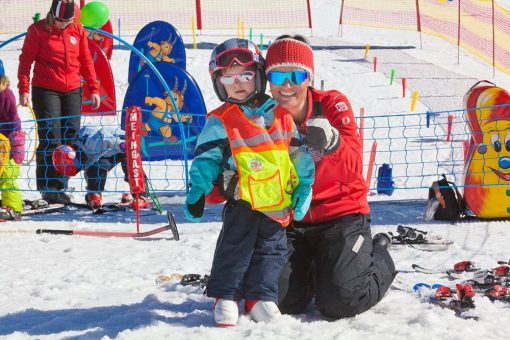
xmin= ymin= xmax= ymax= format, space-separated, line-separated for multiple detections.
xmin=211 ymin=104 xmax=299 ymax=226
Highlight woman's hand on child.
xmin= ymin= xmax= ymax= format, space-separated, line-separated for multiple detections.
xmin=292 ymin=186 xmax=313 ymax=221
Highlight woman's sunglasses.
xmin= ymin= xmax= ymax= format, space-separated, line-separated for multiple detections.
xmin=267 ymin=70 xmax=309 ymax=85
xmin=219 ymin=71 xmax=256 ymax=85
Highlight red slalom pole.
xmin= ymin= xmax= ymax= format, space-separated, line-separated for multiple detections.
xmin=359 ymin=107 xmax=365 ymax=153
xmin=447 ymin=114 xmax=454 ymax=142
xmin=373 ymin=56 xmax=377 ymax=72
xmin=402 ymin=78 xmax=406 ymax=97
xmin=366 ymin=141 xmax=378 ymax=190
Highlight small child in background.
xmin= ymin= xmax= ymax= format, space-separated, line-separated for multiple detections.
xmin=0 ymin=59 xmax=27 ymax=220
xmin=52 ymin=125 xmax=149 ymax=210
xmin=184 ymin=38 xmax=315 ymax=326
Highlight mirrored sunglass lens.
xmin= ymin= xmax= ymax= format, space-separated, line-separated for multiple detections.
xmin=219 ymin=75 xmax=235 ymax=85
xmin=268 ymin=72 xmax=287 ymax=85
xmin=239 ymin=72 xmax=255 ymax=81
xmin=292 ymin=71 xmax=308 ymax=84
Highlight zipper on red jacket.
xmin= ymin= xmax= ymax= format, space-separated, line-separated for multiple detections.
xmin=63 ymin=28 xmax=68 ymax=90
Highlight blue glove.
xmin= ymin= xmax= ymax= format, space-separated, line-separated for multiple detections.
xmin=184 ymin=186 xmax=205 ymax=222
xmin=292 ymin=185 xmax=313 ymax=221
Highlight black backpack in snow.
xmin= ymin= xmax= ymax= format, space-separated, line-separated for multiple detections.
xmin=427 ymin=174 xmax=466 ymax=221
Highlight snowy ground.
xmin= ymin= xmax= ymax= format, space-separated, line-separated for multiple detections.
xmin=1 ymin=0 xmax=510 ymax=339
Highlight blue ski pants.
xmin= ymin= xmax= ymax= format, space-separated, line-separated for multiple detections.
xmin=206 ymin=200 xmax=287 ymax=303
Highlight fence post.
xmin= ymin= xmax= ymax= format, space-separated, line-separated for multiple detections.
xmin=306 ymin=0 xmax=313 ymax=36
xmin=415 ymin=0 xmax=422 ymax=48
xmin=195 ymin=0 xmax=203 ymax=31
xmin=338 ymin=0 xmax=345 ymax=37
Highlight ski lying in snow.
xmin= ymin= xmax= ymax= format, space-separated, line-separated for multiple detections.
xmin=412 ymin=262 xmax=510 ymax=282
xmin=392 ymin=277 xmax=479 ymax=320
xmin=389 ymin=225 xmax=453 ymax=251
xmin=156 ymin=273 xmax=209 ymax=288
xmin=21 ymin=203 xmax=65 ymax=215
xmin=0 ymin=200 xmax=65 ymax=222
xmin=412 ymin=261 xmax=481 ymax=276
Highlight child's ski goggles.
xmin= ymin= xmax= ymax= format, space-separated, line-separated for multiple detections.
xmin=267 ymin=70 xmax=309 ymax=85
xmin=219 ymin=71 xmax=256 ymax=85
xmin=215 ymin=49 xmax=256 ymax=69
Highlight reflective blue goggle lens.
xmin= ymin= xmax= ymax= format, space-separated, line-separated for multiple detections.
xmin=267 ymin=70 xmax=309 ymax=85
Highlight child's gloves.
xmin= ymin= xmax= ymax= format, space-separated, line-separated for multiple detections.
xmin=304 ymin=117 xmax=340 ymax=154
xmin=9 ymin=130 xmax=26 ymax=165
xmin=292 ymin=185 xmax=313 ymax=221
xmin=184 ymin=186 xmax=205 ymax=222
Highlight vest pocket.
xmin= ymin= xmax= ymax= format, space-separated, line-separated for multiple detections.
xmin=248 ymin=170 xmax=284 ymax=210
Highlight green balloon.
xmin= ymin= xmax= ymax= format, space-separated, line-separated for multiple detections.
xmin=80 ymin=1 xmax=110 ymax=28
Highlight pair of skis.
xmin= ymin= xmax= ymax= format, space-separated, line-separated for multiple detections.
xmin=393 ymin=259 xmax=510 ymax=320
xmin=392 ymin=278 xmax=479 ymax=320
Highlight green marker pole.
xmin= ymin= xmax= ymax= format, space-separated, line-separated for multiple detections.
xmin=249 ymin=28 xmax=253 ymax=42
xmin=507 ymin=188 xmax=510 ymax=214
xmin=259 ymin=33 xmax=263 ymax=51
xmin=390 ymin=68 xmax=395 ymax=85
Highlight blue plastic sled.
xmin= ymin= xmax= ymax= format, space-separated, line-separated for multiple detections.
xmin=122 ymin=62 xmax=206 ymax=161
xmin=128 ymin=21 xmax=186 ymax=84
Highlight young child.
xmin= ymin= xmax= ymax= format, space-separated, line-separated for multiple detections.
xmin=184 ymin=38 xmax=315 ymax=326
xmin=0 ymin=59 xmax=26 ymax=220
xmin=51 ymin=125 xmax=149 ymax=210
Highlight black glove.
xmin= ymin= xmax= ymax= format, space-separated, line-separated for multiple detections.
xmin=185 ymin=194 xmax=205 ymax=220
xmin=303 ymin=117 xmax=340 ymax=154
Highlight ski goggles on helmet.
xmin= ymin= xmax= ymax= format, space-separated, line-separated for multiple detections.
xmin=219 ymin=71 xmax=256 ymax=85
xmin=216 ymin=49 xmax=256 ymax=68
xmin=267 ymin=70 xmax=309 ymax=86
xmin=209 ymin=38 xmax=263 ymax=74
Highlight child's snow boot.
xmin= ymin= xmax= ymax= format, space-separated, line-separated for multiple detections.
xmin=85 ymin=193 xmax=103 ymax=210
xmin=131 ymin=194 xmax=149 ymax=210
xmin=121 ymin=193 xmax=133 ymax=204
xmin=245 ymin=300 xmax=281 ymax=322
xmin=213 ymin=299 xmax=239 ymax=327
xmin=0 ymin=206 xmax=21 ymax=221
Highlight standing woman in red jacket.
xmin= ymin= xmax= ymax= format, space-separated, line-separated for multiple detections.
xmin=265 ymin=35 xmax=396 ymax=319
xmin=18 ymin=0 xmax=100 ymax=203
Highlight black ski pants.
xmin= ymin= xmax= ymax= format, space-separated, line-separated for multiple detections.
xmin=84 ymin=153 xmax=128 ymax=192
xmin=32 ymin=86 xmax=81 ymax=191
xmin=278 ymin=213 xmax=396 ymax=319
xmin=206 ymin=200 xmax=287 ymax=303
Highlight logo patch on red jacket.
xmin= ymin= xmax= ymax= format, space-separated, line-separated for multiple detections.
xmin=335 ymin=101 xmax=348 ymax=112
xmin=70 ymin=36 xmax=77 ymax=45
